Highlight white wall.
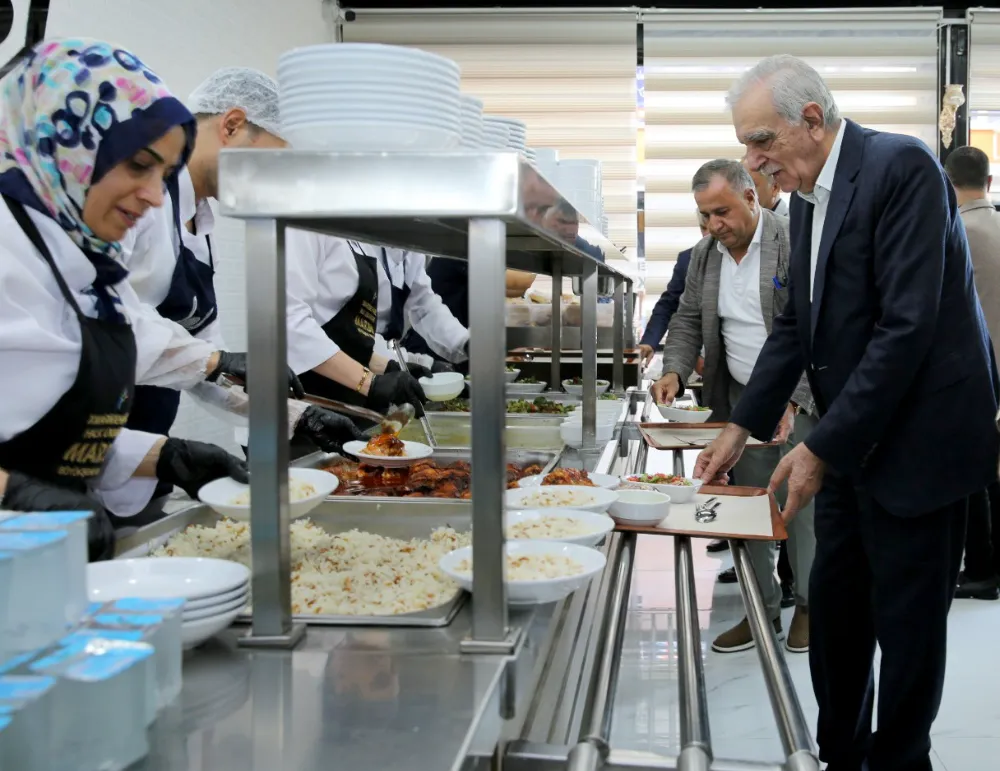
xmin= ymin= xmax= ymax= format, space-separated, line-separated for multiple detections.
xmin=46 ymin=0 xmax=334 ymax=452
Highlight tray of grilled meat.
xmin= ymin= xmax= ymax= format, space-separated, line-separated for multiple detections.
xmin=315 ymin=449 xmax=560 ymax=500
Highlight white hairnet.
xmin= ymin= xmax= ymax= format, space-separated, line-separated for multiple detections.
xmin=187 ymin=67 xmax=282 ymax=139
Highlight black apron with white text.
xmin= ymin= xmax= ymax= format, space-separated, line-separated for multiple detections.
xmin=127 ymin=176 xmax=218 ymax=436
xmin=298 ymin=241 xmax=379 ymax=407
xmin=0 ymin=197 xmax=136 ymax=557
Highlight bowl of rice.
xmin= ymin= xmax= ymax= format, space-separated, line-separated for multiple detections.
xmin=439 ymin=540 xmax=607 ymax=604
xmin=506 ymin=509 xmax=614 ymax=547
xmin=198 ymin=468 xmax=339 ymax=522
xmin=505 ymin=484 xmax=618 ymax=513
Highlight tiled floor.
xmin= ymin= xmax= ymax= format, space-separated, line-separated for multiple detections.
xmin=609 ymin=450 xmax=1000 ymax=770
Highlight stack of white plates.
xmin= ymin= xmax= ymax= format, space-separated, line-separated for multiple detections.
xmin=488 ymin=116 xmax=527 ymax=151
xmin=277 ymin=43 xmax=462 ymax=151
xmin=523 ymin=147 xmax=538 ymax=165
xmin=459 ymin=95 xmax=485 ymax=149
xmin=553 ymin=159 xmax=602 ymax=226
xmin=481 ymin=117 xmax=511 ymax=149
xmin=534 ymin=147 xmax=560 ymax=181
xmin=88 ymin=557 xmax=251 ymax=649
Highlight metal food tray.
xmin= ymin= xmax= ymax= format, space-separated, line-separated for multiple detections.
xmin=115 ymin=498 xmax=481 ymax=628
xmin=303 ymin=448 xmax=562 ymax=500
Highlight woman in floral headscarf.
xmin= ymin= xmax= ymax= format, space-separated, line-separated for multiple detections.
xmin=0 ymin=39 xmax=249 ymax=559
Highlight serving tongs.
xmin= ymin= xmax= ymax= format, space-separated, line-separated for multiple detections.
xmin=388 ymin=339 xmax=437 ymax=448
xmin=301 ymin=393 xmax=415 ymax=438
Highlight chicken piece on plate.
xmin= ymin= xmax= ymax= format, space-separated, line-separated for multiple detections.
xmin=542 ymin=468 xmax=595 ymax=486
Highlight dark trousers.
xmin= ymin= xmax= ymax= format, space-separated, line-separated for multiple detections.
xmin=962 ymin=479 xmax=1000 ymax=581
xmin=777 ymin=540 xmax=793 ymax=586
xmin=810 ymin=471 xmax=966 ymax=771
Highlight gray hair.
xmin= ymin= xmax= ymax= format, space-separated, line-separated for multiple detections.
xmin=727 ymin=54 xmax=840 ymax=128
xmin=692 ymin=159 xmax=755 ymax=195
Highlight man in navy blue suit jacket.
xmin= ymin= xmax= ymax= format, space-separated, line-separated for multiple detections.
xmin=696 ymin=56 xmax=999 ymax=771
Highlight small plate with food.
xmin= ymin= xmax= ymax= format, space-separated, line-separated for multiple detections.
xmin=562 ymin=377 xmax=610 ymax=396
xmin=506 ymin=509 xmax=615 ymax=547
xmin=343 ymin=434 xmax=434 ymax=467
xmin=517 ymin=469 xmax=620 ymax=489
xmin=198 ymin=467 xmax=339 ymax=522
xmin=505 ymin=484 xmax=618 ymax=513
xmin=656 ymin=403 xmax=713 ymax=423
xmin=439 ymin=540 xmax=607 ymax=604
xmin=622 ymin=473 xmax=704 ymax=503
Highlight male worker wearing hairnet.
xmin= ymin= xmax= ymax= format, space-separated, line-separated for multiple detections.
xmin=121 ymin=67 xmax=366 ymax=460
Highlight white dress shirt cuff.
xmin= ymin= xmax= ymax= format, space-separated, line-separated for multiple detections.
xmin=92 ymin=429 xmax=161 ymax=517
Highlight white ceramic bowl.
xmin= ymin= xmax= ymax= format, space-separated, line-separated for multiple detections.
xmin=506 ymin=509 xmax=614 ymax=547
xmin=279 ymin=42 xmax=461 ymax=74
xmin=517 ymin=472 xmax=620 ymax=490
xmin=419 ymin=372 xmax=465 ymax=401
xmin=568 ymin=402 xmax=623 ymax=417
xmin=439 ymin=541 xmax=607 ymax=605
xmin=182 ymin=593 xmax=248 ymax=622
xmin=563 ymin=379 xmax=610 ymax=396
xmin=559 ymin=420 xmax=615 ymax=449
xmin=88 ymin=557 xmax=250 ymax=603
xmin=198 ymin=468 xmax=339 ymax=522
xmin=506 ymin=382 xmax=548 ymax=395
xmin=505 ymin=369 xmax=521 ymax=383
xmin=182 ymin=606 xmax=244 ymax=649
xmin=656 ymin=403 xmax=714 ymax=423
xmin=621 ymin=476 xmax=704 ymax=503
xmin=506 ymin=484 xmax=618 ymax=514
xmin=342 ymin=440 xmax=434 ymax=468
xmin=608 ymin=490 xmax=672 ymax=527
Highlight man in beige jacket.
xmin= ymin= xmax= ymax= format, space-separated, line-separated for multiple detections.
xmin=944 ymin=145 xmax=1000 ymax=600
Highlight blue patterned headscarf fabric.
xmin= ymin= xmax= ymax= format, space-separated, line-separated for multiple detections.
xmin=0 ymin=39 xmax=195 ymax=318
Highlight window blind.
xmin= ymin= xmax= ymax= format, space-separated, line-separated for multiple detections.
xmin=340 ymin=10 xmax=639 ymax=277
xmin=971 ymin=9 xmax=1000 ymax=112
xmin=640 ymin=8 xmax=940 ymax=294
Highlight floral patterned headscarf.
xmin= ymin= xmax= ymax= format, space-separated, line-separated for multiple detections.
xmin=0 ymin=38 xmax=195 ymax=302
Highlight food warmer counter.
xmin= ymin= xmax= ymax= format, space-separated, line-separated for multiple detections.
xmin=122 ymin=150 xmax=817 ymax=771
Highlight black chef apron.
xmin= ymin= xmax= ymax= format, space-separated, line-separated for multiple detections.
xmin=127 ymin=175 xmax=218 ymax=437
xmin=298 ymin=241 xmax=379 ymax=408
xmin=378 ymin=247 xmax=411 ymax=343
xmin=0 ymin=196 xmax=136 ymax=560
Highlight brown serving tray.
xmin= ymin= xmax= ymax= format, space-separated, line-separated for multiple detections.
xmin=613 ymin=485 xmax=787 ymax=541
xmin=637 ymin=422 xmax=777 ymax=451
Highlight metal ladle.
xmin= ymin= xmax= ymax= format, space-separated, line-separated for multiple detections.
xmin=388 ymin=339 xmax=437 ymax=447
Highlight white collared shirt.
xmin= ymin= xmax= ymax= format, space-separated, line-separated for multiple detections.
xmin=120 ymin=168 xmax=223 ymax=346
xmin=796 ymin=120 xmax=847 ymax=301
xmin=716 ymin=211 xmax=768 ymax=384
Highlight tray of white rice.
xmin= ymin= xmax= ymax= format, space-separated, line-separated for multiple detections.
xmin=150 ymin=514 xmax=471 ymax=627
xmin=439 ymin=541 xmax=606 ymax=605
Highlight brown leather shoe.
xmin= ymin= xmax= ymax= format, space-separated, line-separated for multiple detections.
xmin=786 ymin=606 xmax=809 ymax=653
xmin=711 ymin=616 xmax=783 ymax=653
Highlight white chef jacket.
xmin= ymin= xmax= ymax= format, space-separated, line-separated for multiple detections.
xmin=716 ymin=212 xmax=768 ymax=385
xmin=285 ymin=232 xmax=469 ymax=375
xmin=0 ymin=197 xmax=218 ymax=517
xmin=119 ymin=167 xmax=225 ymax=348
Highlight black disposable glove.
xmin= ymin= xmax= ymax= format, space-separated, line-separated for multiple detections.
xmin=294 ymin=406 xmax=367 ymax=456
xmin=1 ymin=471 xmax=115 ymax=561
xmin=431 ymin=360 xmax=456 ymax=374
xmin=384 ymin=359 xmax=433 ymax=381
xmin=156 ymin=438 xmax=249 ymax=500
xmin=365 ymin=371 xmax=427 ymax=417
xmin=206 ymin=351 xmax=305 ymax=399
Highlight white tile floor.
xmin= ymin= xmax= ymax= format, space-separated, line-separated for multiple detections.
xmin=608 ymin=447 xmax=999 ymax=770
xmin=608 ymin=531 xmax=1000 ymax=771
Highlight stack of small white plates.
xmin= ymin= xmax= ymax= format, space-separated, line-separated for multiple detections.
xmin=554 ymin=159 xmax=602 ymax=226
xmin=534 ymin=147 xmax=560 ymax=181
xmin=489 ymin=116 xmax=527 ymax=152
xmin=277 ymin=43 xmax=462 ymax=151
xmin=524 ymin=147 xmax=538 ymax=165
xmin=88 ymin=557 xmax=251 ymax=649
xmin=459 ymin=95 xmax=485 ymax=149
xmin=481 ymin=117 xmax=511 ymax=150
